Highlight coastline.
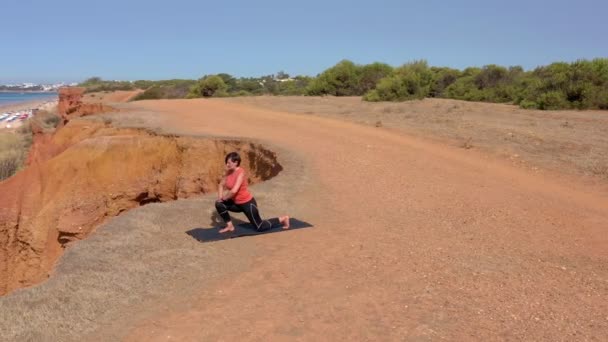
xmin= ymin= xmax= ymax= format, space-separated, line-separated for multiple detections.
xmin=0 ymin=90 xmax=57 ymax=93
xmin=0 ymin=98 xmax=58 ymax=113
xmin=0 ymin=98 xmax=58 ymax=130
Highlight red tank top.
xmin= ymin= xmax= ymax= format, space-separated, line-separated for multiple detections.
xmin=225 ymin=167 xmax=253 ymax=204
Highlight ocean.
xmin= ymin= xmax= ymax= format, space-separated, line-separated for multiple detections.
xmin=0 ymin=92 xmax=57 ymax=107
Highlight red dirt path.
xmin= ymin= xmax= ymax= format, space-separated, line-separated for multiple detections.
xmin=122 ymin=98 xmax=607 ymax=341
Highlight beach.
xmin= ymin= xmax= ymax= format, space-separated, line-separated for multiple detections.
xmin=0 ymin=98 xmax=58 ymax=130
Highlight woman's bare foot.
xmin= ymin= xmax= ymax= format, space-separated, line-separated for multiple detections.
xmin=219 ymin=223 xmax=235 ymax=233
xmin=279 ymin=216 xmax=290 ymax=229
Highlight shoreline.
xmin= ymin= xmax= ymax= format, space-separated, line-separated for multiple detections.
xmin=0 ymin=98 xmax=58 ymax=130
xmin=0 ymin=98 xmax=58 ymax=113
xmin=0 ymin=90 xmax=57 ymax=93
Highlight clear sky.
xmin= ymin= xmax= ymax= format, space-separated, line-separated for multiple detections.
xmin=1 ymin=0 xmax=606 ymax=83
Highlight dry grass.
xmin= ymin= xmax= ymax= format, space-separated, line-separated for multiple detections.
xmin=219 ymin=96 xmax=608 ymax=182
xmin=0 ymin=131 xmax=30 ymax=181
xmin=0 ymin=111 xmax=62 ymax=181
xmin=32 ymin=110 xmax=62 ymax=130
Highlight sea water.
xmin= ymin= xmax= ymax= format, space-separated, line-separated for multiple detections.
xmin=0 ymin=92 xmax=57 ymax=107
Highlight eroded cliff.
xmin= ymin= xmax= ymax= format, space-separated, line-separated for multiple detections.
xmin=0 ymin=88 xmax=282 ymax=295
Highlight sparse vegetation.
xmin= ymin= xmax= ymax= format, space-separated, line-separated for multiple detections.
xmin=0 ymin=111 xmax=61 ymax=181
xmin=131 ymin=79 xmax=197 ymax=100
xmin=364 ymin=58 xmax=608 ymax=110
xmin=79 ymin=77 xmax=136 ymax=93
xmin=32 ymin=110 xmax=62 ymax=130
xmin=81 ymin=58 xmax=608 ymax=110
xmin=0 ymin=130 xmax=32 ymax=181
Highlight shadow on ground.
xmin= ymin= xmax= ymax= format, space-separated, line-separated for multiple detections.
xmin=186 ymin=218 xmax=313 ymax=242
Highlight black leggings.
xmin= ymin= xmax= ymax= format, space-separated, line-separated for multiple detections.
xmin=215 ymin=197 xmax=280 ymax=232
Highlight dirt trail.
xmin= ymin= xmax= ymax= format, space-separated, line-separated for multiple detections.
xmin=123 ymin=99 xmax=607 ymax=340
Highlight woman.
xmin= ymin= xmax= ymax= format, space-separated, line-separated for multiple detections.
xmin=215 ymin=152 xmax=289 ymax=233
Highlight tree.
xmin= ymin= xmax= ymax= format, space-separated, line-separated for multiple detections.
xmin=364 ymin=60 xmax=433 ymax=101
xmin=357 ymin=62 xmax=393 ymax=94
xmin=188 ymin=75 xmax=228 ymax=98
xmin=306 ymin=60 xmax=361 ymax=96
xmin=216 ymin=73 xmax=237 ymax=92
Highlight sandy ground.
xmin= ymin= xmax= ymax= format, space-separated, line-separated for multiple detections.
xmin=1 ymin=96 xmax=606 ymax=341
xmin=220 ymin=96 xmax=608 ymax=186
xmin=124 ymin=98 xmax=607 ymax=340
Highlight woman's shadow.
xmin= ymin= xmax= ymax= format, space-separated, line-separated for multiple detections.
xmin=186 ymin=212 xmax=313 ymax=243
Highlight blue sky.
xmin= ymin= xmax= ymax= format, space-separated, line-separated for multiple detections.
xmin=1 ymin=0 xmax=606 ymax=83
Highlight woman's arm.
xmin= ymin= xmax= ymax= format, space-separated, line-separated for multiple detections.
xmin=217 ymin=177 xmax=225 ymax=201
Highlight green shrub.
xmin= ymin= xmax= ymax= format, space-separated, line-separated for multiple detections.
xmin=132 ymin=86 xmax=164 ymax=100
xmin=306 ymin=60 xmax=384 ymax=96
xmin=132 ymin=80 xmax=155 ymax=89
xmin=236 ymin=78 xmax=264 ymax=94
xmin=234 ymin=90 xmax=252 ymax=96
xmin=306 ymin=60 xmax=359 ymax=96
xmin=537 ymin=91 xmax=569 ymax=110
xmin=81 ymin=58 xmax=608 ymax=110
xmin=130 ymin=80 xmax=198 ymax=100
xmin=363 ymin=60 xmax=432 ymax=101
xmin=188 ymin=76 xmax=228 ymax=98
xmin=519 ymin=99 xmax=538 ymax=109
xmin=79 ymin=77 xmax=136 ymax=93
xmin=444 ymin=76 xmax=483 ymax=101
xmin=429 ymin=67 xmax=461 ymax=97
xmin=357 ymin=62 xmax=393 ymax=94
xmin=363 ymin=90 xmax=382 ymax=102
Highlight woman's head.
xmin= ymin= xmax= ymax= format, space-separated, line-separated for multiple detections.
xmin=225 ymin=152 xmax=241 ymax=168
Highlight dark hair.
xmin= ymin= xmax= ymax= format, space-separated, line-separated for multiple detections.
xmin=224 ymin=152 xmax=241 ymax=166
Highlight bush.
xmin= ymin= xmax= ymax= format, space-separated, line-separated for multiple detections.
xmin=236 ymin=78 xmax=264 ymax=94
xmin=27 ymin=110 xmax=61 ymax=130
xmin=363 ymin=60 xmax=432 ymax=101
xmin=79 ymin=77 xmax=136 ymax=93
xmin=306 ymin=60 xmax=381 ymax=96
xmin=132 ymin=86 xmax=164 ymax=100
xmin=519 ymin=99 xmax=538 ymax=109
xmin=429 ymin=67 xmax=461 ymax=97
xmin=81 ymin=58 xmax=608 ymax=110
xmin=0 ymin=151 xmax=21 ymax=181
xmin=131 ymin=80 xmax=198 ymax=101
xmin=357 ymin=62 xmax=393 ymax=94
xmin=0 ymin=132 xmax=30 ymax=181
xmin=519 ymin=59 xmax=608 ymax=109
xmin=234 ymin=90 xmax=252 ymax=96
xmin=132 ymin=80 xmax=155 ymax=89
xmin=363 ymin=76 xmax=405 ymax=101
xmin=306 ymin=60 xmax=358 ymax=96
xmin=188 ymin=76 xmax=228 ymax=98
xmin=537 ymin=91 xmax=569 ymax=110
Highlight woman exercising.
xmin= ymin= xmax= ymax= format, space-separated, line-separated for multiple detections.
xmin=215 ymin=152 xmax=289 ymax=233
